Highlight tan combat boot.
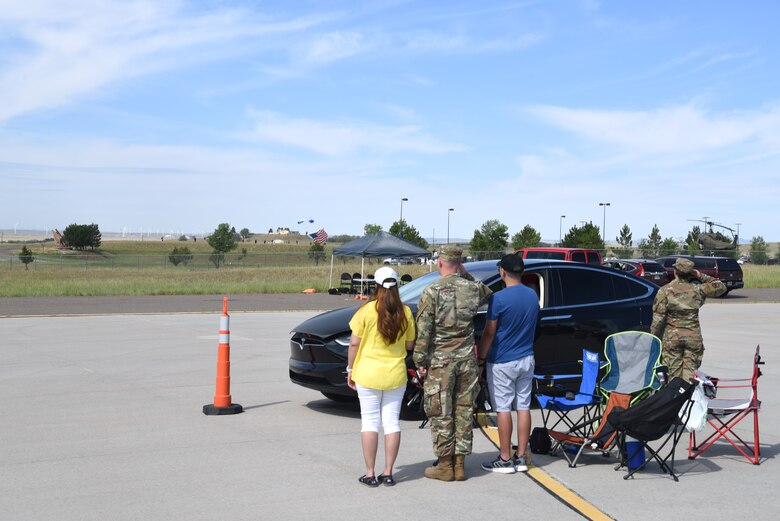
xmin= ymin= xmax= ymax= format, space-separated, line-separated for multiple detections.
xmin=453 ymin=454 xmax=467 ymax=481
xmin=424 ymin=456 xmax=455 ymax=481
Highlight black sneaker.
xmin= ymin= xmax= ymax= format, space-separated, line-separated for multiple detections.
xmin=481 ymin=455 xmax=516 ymax=474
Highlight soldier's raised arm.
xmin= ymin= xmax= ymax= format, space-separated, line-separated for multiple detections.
xmin=694 ymin=270 xmax=727 ymax=298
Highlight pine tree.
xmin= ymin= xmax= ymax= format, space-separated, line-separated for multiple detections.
xmin=511 ymin=225 xmax=542 ymax=249
xmin=18 ymin=245 xmax=34 ymax=270
xmin=614 ymin=224 xmax=633 ymax=258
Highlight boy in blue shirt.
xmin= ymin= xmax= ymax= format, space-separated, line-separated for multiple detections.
xmin=477 ymin=254 xmax=540 ymax=473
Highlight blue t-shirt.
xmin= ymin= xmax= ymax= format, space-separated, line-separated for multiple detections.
xmin=485 ymin=284 xmax=540 ymax=364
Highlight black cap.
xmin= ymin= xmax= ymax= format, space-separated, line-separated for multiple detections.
xmin=499 ymin=253 xmax=524 ymax=273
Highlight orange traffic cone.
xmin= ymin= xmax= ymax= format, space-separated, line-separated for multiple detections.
xmin=203 ymin=297 xmax=243 ymax=415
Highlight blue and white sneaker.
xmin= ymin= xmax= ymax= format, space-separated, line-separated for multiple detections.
xmin=481 ymin=455 xmax=516 ymax=474
xmin=513 ymin=453 xmax=528 ymax=472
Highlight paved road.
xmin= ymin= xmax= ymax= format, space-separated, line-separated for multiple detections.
xmin=2 ymin=288 xmax=779 ymax=317
xmin=0 ymin=293 xmax=360 ymax=317
xmin=0 ymin=304 xmax=777 ymax=521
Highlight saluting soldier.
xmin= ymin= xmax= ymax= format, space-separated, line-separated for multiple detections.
xmin=651 ymin=257 xmax=726 ymax=381
xmin=413 ymin=247 xmax=492 ymax=481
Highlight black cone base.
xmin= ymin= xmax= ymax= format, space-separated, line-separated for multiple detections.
xmin=202 ymin=403 xmax=243 ymax=415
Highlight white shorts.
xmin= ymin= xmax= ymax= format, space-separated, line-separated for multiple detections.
xmin=487 ymin=355 xmax=535 ymax=412
xmin=355 ymin=384 xmax=406 ymax=434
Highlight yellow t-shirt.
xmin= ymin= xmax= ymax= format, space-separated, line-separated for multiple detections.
xmin=349 ymin=301 xmax=416 ymax=390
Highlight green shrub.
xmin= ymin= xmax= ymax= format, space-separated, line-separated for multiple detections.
xmin=168 ymin=246 xmax=193 ymax=266
xmin=18 ymin=246 xmax=34 ymax=270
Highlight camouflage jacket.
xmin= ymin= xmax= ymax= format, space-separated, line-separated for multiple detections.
xmin=413 ymin=272 xmax=492 ymax=367
xmin=651 ymin=273 xmax=726 ymax=335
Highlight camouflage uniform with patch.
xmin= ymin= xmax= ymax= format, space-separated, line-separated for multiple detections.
xmin=651 ymin=258 xmax=726 ymax=381
xmin=413 ymin=249 xmax=492 ymax=465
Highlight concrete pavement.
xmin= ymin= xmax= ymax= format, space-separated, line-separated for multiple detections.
xmin=0 ymin=304 xmax=777 ymax=520
xmin=1 ymin=287 xmax=779 ymax=317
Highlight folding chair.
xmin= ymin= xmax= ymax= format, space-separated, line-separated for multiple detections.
xmin=688 ymin=345 xmax=763 ymax=465
xmin=600 ymin=331 xmax=665 ymax=405
xmin=534 ymin=350 xmax=602 ymax=439
xmin=547 ymin=391 xmax=631 ymax=467
xmin=338 ymin=272 xmax=353 ymax=294
xmin=609 ymin=377 xmax=698 ymax=481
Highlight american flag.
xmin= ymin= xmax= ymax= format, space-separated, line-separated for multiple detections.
xmin=309 ymin=228 xmax=328 ymax=244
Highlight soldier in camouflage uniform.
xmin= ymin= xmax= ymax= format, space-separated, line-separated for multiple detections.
xmin=651 ymin=257 xmax=726 ymax=381
xmin=413 ymin=247 xmax=492 ymax=481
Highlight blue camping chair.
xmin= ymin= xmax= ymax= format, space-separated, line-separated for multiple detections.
xmin=600 ymin=331 xmax=666 ymax=406
xmin=534 ymin=349 xmax=603 ymax=439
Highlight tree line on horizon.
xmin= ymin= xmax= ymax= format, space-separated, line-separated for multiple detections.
xmin=24 ymin=220 xmax=777 ymax=268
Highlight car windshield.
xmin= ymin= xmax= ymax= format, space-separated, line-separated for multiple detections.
xmin=641 ymin=262 xmax=665 ymax=273
xmin=718 ymin=258 xmax=740 ymax=269
xmin=525 ymin=251 xmax=566 ymax=260
xmin=398 ymin=262 xmax=501 ymax=305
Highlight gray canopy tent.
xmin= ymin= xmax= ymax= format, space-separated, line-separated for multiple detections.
xmin=329 ymin=231 xmax=432 ymax=292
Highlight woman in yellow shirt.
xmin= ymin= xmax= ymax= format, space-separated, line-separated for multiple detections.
xmin=347 ymin=266 xmax=416 ymax=487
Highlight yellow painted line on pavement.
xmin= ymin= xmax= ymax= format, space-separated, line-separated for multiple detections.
xmin=475 ymin=411 xmax=613 ymax=521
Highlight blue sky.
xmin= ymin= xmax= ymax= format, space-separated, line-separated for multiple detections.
xmin=1 ymin=0 xmax=778 ymax=243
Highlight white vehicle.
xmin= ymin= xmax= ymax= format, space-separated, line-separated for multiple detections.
xmin=383 ymin=257 xmax=415 ymax=265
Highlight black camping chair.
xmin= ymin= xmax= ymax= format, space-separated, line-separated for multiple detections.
xmin=608 ymin=377 xmax=698 ymax=481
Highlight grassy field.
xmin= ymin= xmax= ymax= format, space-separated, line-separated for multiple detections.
xmin=2 ymin=239 xmax=780 ymax=297
xmin=2 ymin=261 xmax=779 ymax=297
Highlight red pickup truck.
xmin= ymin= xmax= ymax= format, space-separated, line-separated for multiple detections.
xmin=515 ymin=247 xmax=603 ymax=265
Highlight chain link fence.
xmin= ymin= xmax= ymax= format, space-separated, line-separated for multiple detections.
xmin=4 ymin=249 xmax=779 ymax=271
xmin=2 ymin=252 xmax=339 ymax=271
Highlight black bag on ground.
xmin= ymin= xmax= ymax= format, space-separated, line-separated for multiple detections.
xmin=530 ymin=427 xmax=552 ymax=454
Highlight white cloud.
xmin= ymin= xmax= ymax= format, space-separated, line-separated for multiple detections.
xmin=513 ymin=101 xmax=780 ymax=240
xmin=300 ymin=31 xmax=368 ymax=64
xmin=526 ymin=102 xmax=780 ymax=160
xmin=0 ymin=1 xmax=330 ymax=122
xmin=243 ymin=110 xmax=467 ymax=156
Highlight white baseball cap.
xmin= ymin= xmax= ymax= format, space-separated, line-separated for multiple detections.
xmin=374 ymin=266 xmax=399 ymax=288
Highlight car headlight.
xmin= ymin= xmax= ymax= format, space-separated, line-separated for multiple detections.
xmin=334 ymin=333 xmax=351 ymax=347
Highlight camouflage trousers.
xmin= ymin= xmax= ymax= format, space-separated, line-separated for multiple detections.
xmin=662 ymin=327 xmax=704 ymax=382
xmin=423 ymin=357 xmax=478 ymax=457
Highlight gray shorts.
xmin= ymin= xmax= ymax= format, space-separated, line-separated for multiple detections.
xmin=486 ymin=355 xmax=535 ymax=412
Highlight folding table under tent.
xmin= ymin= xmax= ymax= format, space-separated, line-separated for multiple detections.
xmin=329 ymin=231 xmax=432 ymax=294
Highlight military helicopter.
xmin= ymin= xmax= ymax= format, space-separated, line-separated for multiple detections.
xmin=688 ymin=219 xmax=738 ymax=252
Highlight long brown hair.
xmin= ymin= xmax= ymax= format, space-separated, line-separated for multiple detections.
xmin=372 ymin=284 xmax=408 ymax=344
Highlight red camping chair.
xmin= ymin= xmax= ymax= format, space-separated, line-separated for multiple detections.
xmin=688 ymin=345 xmax=763 ymax=465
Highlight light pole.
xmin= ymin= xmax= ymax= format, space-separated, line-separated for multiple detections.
xmin=559 ymin=215 xmax=566 ymax=246
xmin=447 ymin=208 xmax=454 ymax=245
xmin=398 ymin=197 xmax=409 ymax=237
xmin=398 ymin=197 xmax=409 ymax=236
xmin=599 ymin=203 xmax=611 ymax=244
xmin=735 ymin=222 xmax=741 ymax=239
